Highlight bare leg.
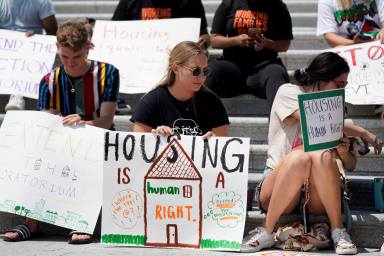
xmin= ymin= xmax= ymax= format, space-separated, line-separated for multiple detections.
xmin=307 ymin=150 xmax=343 ymax=230
xmin=260 ymin=150 xmax=312 ymax=233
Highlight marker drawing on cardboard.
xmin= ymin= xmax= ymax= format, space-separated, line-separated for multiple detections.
xmin=101 ymin=132 xmax=250 ymax=251
xmin=298 ymin=89 xmax=345 ymax=152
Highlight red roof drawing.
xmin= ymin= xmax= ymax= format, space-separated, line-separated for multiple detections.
xmin=145 ymin=139 xmax=201 ymax=180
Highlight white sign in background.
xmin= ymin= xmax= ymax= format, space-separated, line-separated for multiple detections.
xmin=330 ymin=41 xmax=384 ymax=104
xmin=0 ymin=30 xmax=57 ymax=99
xmin=0 ymin=111 xmax=104 ymax=234
xmin=102 ymin=132 xmax=250 ymax=251
xmin=88 ymin=18 xmax=200 ymax=94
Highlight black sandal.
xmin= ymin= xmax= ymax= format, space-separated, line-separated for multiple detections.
xmin=3 ymin=224 xmax=43 ymax=242
xmin=68 ymin=230 xmax=93 ymax=244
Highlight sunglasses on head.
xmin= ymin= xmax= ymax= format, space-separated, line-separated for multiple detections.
xmin=181 ymin=65 xmax=209 ymax=77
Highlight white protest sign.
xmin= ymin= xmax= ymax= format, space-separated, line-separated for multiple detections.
xmin=0 ymin=111 xmax=104 ymax=233
xmin=329 ymin=41 xmax=384 ymax=104
xmin=88 ymin=19 xmax=200 ymax=94
xmin=298 ymin=89 xmax=344 ymax=152
xmin=0 ymin=30 xmax=57 ymax=99
xmin=102 ymin=132 xmax=250 ymax=251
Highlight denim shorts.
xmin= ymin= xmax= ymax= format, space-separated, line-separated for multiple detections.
xmin=255 ymin=166 xmax=303 ymax=213
xmin=255 ymin=166 xmax=274 ymax=212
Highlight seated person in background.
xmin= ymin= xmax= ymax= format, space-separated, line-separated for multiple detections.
xmin=3 ymin=21 xmax=119 ymax=244
xmin=131 ymin=41 xmax=229 ymax=138
xmin=111 ymin=0 xmax=210 ymax=49
xmin=241 ymin=52 xmax=383 ymax=255
xmin=317 ymin=0 xmax=384 ymax=47
xmin=0 ymin=0 xmax=58 ymax=111
xmin=205 ymin=0 xmax=292 ymax=112
xmin=81 ymin=17 xmax=131 ymax=115
xmin=317 ymin=0 xmax=384 ymax=119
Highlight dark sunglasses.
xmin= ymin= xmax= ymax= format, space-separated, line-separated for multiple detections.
xmin=181 ymin=65 xmax=209 ymax=77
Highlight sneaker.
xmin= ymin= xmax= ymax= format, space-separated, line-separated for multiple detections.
xmin=331 ymin=228 xmax=357 ymax=255
xmin=241 ymin=226 xmax=275 ymax=253
xmin=115 ymin=97 xmax=131 ymax=115
xmin=380 ymin=242 xmax=384 ymax=255
xmin=5 ymin=94 xmax=25 ymax=112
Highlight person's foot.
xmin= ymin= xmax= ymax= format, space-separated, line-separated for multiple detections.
xmin=4 ymin=219 xmax=41 ymax=242
xmin=68 ymin=231 xmax=93 ymax=244
xmin=380 ymin=242 xmax=384 ymax=255
xmin=5 ymin=94 xmax=25 ymax=112
xmin=241 ymin=226 xmax=275 ymax=253
xmin=331 ymin=228 xmax=357 ymax=255
xmin=115 ymin=97 xmax=131 ymax=115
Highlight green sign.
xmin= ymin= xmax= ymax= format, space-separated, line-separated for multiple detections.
xmin=298 ymin=89 xmax=345 ymax=152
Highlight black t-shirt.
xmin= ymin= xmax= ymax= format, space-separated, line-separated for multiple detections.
xmin=131 ymin=86 xmax=230 ymax=136
xmin=112 ymin=0 xmax=208 ymax=35
xmin=211 ymin=0 xmax=293 ymax=65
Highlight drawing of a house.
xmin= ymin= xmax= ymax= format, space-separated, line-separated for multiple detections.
xmin=144 ymin=139 xmax=202 ymax=248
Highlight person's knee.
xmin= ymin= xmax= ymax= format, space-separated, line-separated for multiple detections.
xmin=318 ymin=150 xmax=340 ymax=175
xmin=283 ymin=151 xmax=312 ymax=177
xmin=263 ymin=64 xmax=289 ymax=83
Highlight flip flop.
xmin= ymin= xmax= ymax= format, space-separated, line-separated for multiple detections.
xmin=3 ymin=224 xmax=43 ymax=242
xmin=68 ymin=230 xmax=93 ymax=244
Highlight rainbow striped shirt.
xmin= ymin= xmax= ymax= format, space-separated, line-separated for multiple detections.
xmin=38 ymin=61 xmax=119 ymax=121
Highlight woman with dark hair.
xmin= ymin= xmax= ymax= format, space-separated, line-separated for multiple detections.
xmin=241 ymin=52 xmax=382 ymax=255
xmin=131 ymin=41 xmax=229 ymax=138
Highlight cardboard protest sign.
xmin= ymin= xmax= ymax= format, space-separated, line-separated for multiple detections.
xmin=102 ymin=132 xmax=250 ymax=251
xmin=88 ymin=18 xmax=200 ymax=94
xmin=0 ymin=30 xmax=57 ymax=99
xmin=0 ymin=111 xmax=104 ymax=233
xmin=329 ymin=41 xmax=384 ymax=104
xmin=298 ymin=89 xmax=344 ymax=152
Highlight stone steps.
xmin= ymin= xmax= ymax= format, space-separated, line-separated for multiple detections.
xmin=113 ymin=115 xmax=384 ymax=145
xmin=52 ymin=0 xmax=325 ymax=51
xmin=52 ymin=0 xmax=318 ymax=14
xmin=54 ymin=12 xmax=318 ymax=30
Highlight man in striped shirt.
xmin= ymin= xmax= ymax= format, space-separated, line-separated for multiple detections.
xmin=3 ymin=21 xmax=119 ymax=244
xmin=39 ymin=21 xmax=120 ymax=130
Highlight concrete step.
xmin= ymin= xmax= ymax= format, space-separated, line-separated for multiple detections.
xmin=0 ymin=238 xmax=381 ymax=255
xmin=209 ymin=49 xmax=321 ymax=70
xmin=116 ymin=114 xmax=383 ymax=144
xmin=53 ymin=0 xmax=318 ymax=15
xmin=52 ymin=0 xmax=326 ymax=50
xmin=55 ymin=12 xmax=318 ymax=29
xmin=0 ymin=91 xmax=379 ymax=118
xmin=290 ymin=27 xmax=328 ymax=50
xmin=279 ymin=49 xmax=319 ymax=70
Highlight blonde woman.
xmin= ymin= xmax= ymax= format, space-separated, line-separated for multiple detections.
xmin=317 ymin=0 xmax=384 ymax=47
xmin=131 ymin=41 xmax=229 ymax=138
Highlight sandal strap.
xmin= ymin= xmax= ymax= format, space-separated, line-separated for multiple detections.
xmin=7 ymin=224 xmax=31 ymax=240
